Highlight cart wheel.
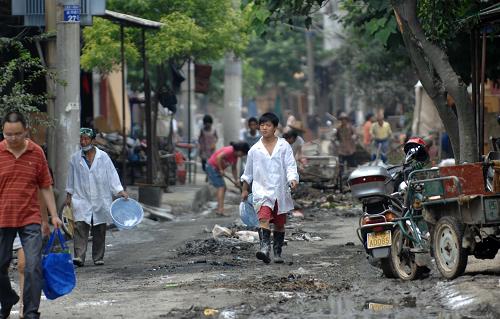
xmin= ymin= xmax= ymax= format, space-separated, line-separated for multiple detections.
xmin=390 ymin=228 xmax=428 ymax=280
xmin=433 ymin=216 xmax=468 ymax=279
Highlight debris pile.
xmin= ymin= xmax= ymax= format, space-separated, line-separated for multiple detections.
xmin=177 ymin=238 xmax=254 ymax=257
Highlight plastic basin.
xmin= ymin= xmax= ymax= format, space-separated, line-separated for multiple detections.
xmin=110 ymin=198 xmax=144 ymax=230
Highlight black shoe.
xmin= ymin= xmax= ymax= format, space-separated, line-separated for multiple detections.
xmin=273 ymin=231 xmax=285 ymax=264
xmin=0 ymin=292 xmax=20 ymax=319
xmin=256 ymin=228 xmax=271 ymax=264
xmin=73 ymin=257 xmax=84 ymax=267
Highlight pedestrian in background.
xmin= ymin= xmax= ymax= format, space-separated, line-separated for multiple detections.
xmin=206 ymin=142 xmax=250 ymax=216
xmin=0 ymin=110 xmax=62 ymax=319
xmin=241 ymin=112 xmax=299 ymax=264
xmin=362 ymin=113 xmax=374 ymax=151
xmin=65 ymin=128 xmax=128 ymax=267
xmin=336 ymin=112 xmax=357 ymax=167
xmin=370 ymin=113 xmax=392 ymax=163
xmin=198 ymin=114 xmax=218 ymax=172
xmin=240 ymin=117 xmax=261 ymax=148
xmin=283 ymin=130 xmax=304 ymax=161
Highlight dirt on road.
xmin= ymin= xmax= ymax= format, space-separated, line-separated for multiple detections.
xmin=19 ymin=189 xmax=500 ymax=319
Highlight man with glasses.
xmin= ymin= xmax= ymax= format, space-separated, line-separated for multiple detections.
xmin=65 ymin=128 xmax=128 ymax=267
xmin=0 ymin=110 xmax=62 ymax=319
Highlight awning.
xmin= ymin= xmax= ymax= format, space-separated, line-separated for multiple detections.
xmin=102 ymin=10 xmax=163 ymax=29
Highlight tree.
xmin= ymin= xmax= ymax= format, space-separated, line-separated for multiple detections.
xmin=0 ymin=37 xmax=51 ymax=129
xmin=246 ymin=0 xmax=500 ymax=163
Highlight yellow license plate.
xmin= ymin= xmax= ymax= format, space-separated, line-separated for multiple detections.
xmin=368 ymin=302 xmax=394 ymax=312
xmin=367 ymin=230 xmax=392 ymax=249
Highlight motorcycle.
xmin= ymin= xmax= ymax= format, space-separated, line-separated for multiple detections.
xmin=348 ymin=137 xmax=430 ymax=279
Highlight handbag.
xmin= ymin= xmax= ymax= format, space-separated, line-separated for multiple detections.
xmin=42 ymin=229 xmax=76 ymax=300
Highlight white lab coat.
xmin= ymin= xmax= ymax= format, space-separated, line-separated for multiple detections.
xmin=241 ymin=137 xmax=299 ymax=214
xmin=66 ymin=147 xmax=124 ymax=225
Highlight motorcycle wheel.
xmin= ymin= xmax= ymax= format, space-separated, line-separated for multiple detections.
xmin=390 ymin=228 xmax=427 ymax=280
xmin=433 ymin=216 xmax=468 ymax=279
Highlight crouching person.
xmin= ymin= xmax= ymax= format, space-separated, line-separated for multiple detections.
xmin=241 ymin=112 xmax=299 ymax=264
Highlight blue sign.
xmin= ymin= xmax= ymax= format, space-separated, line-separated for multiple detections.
xmin=63 ymin=5 xmax=80 ymax=22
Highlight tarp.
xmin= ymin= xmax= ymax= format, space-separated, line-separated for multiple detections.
xmin=412 ymin=81 xmax=444 ymax=136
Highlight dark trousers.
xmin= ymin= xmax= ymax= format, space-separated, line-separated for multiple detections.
xmin=0 ymin=224 xmax=43 ymax=319
xmin=73 ymin=221 xmax=106 ymax=263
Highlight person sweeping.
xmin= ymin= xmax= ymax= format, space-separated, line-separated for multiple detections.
xmin=241 ymin=112 xmax=299 ymax=264
xmin=206 ymin=141 xmax=250 ymax=216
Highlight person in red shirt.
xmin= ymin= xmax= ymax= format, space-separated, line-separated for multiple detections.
xmin=0 ymin=111 xmax=62 ymax=319
xmin=206 ymin=142 xmax=249 ymax=216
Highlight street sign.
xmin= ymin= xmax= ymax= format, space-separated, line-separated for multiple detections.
xmin=64 ymin=5 xmax=81 ymax=22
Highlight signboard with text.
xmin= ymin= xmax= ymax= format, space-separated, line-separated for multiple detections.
xmin=64 ymin=5 xmax=81 ymax=22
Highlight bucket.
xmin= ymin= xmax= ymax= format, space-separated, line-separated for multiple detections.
xmin=109 ymin=198 xmax=144 ymax=230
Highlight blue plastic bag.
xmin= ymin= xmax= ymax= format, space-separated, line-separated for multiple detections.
xmin=42 ymin=229 xmax=76 ymax=300
xmin=239 ymin=193 xmax=259 ymax=227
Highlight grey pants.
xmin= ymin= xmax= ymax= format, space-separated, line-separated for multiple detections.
xmin=0 ymin=224 xmax=43 ymax=319
xmin=73 ymin=221 xmax=106 ymax=264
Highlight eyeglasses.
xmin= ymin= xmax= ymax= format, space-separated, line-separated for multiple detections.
xmin=3 ymin=132 xmax=25 ymax=139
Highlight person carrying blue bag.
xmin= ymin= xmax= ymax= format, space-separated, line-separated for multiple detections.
xmin=0 ymin=111 xmax=63 ymax=319
xmin=42 ymin=229 xmax=76 ymax=300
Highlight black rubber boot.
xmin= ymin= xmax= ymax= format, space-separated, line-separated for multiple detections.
xmin=273 ymin=231 xmax=285 ymax=264
xmin=256 ymin=228 xmax=271 ymax=264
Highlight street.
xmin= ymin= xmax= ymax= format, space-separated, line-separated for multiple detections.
xmin=11 ymin=186 xmax=498 ymax=319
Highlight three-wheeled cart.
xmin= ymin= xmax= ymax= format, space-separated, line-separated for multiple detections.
xmin=415 ymin=157 xmax=500 ymax=279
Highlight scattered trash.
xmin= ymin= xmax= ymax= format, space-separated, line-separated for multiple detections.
xmin=289 ymin=231 xmax=322 ymax=241
xmin=212 ymin=224 xmax=232 ymax=238
xmin=294 ymin=267 xmax=309 ymax=275
xmin=235 ymin=230 xmax=259 ymax=243
xmin=292 ymin=210 xmax=304 ymax=218
xmin=164 ymin=283 xmax=179 ymax=288
xmin=203 ymin=308 xmax=219 ymax=316
xmin=220 ymin=310 xmax=237 ymax=319
xmin=141 ymin=203 xmax=175 ymax=221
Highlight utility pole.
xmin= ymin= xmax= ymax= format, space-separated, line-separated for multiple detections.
xmin=45 ymin=0 xmax=57 ymax=174
xmin=305 ymin=31 xmax=315 ymax=116
xmin=180 ymin=60 xmax=196 ymax=141
xmin=54 ymin=0 xmax=81 ymax=208
xmin=223 ymin=52 xmax=242 ymax=144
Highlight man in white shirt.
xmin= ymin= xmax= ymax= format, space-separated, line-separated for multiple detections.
xmin=65 ymin=128 xmax=128 ymax=267
xmin=241 ymin=113 xmax=299 ymax=264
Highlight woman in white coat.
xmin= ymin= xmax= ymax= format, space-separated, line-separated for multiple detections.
xmin=65 ymin=128 xmax=128 ymax=267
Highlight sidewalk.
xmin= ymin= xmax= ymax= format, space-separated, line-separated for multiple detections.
xmin=127 ymin=169 xmax=219 ymax=215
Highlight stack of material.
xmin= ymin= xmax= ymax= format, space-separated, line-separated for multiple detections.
xmin=94 ymin=133 xmax=125 ymax=162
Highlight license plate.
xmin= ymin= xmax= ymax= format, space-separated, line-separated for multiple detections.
xmin=368 ymin=302 xmax=394 ymax=312
xmin=367 ymin=230 xmax=392 ymax=249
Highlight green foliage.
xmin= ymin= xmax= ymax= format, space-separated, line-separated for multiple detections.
xmin=81 ymin=18 xmax=139 ymax=73
xmin=244 ymin=25 xmax=318 ymax=92
xmin=242 ymin=58 xmax=265 ymax=99
xmin=243 ymin=0 xmax=326 ymax=33
xmin=333 ymin=26 xmax=416 ymax=109
xmin=0 ymin=37 xmax=51 ymax=128
xmin=416 ymin=0 xmax=478 ymax=46
xmin=82 ymin=0 xmax=250 ymax=75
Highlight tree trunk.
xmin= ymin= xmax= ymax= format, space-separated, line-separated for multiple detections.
xmin=392 ymin=0 xmax=478 ymax=163
xmin=152 ymin=64 xmax=166 ymax=185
